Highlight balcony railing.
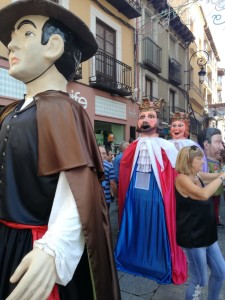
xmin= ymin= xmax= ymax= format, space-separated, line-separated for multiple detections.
xmin=89 ymin=51 xmax=132 ymax=96
xmin=142 ymin=37 xmax=162 ymax=73
xmin=169 ymin=58 xmax=182 ymax=85
xmin=105 ymin=0 xmax=142 ymax=19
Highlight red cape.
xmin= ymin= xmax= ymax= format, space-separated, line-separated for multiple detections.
xmin=118 ymin=140 xmax=187 ymax=284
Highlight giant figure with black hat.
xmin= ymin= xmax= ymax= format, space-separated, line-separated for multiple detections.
xmin=0 ymin=1 xmax=120 ymax=299
xmin=115 ymin=97 xmax=187 ymax=285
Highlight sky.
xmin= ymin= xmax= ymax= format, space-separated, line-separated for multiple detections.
xmin=201 ymin=0 xmax=225 ymax=100
xmin=202 ymin=0 xmax=225 ymax=65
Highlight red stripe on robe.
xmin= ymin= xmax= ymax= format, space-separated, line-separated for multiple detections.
xmin=117 ymin=143 xmax=187 ymax=284
xmin=0 ymin=219 xmax=60 ymax=300
xmin=118 ymin=140 xmax=138 ymax=225
xmin=156 ymin=150 xmax=187 ymax=284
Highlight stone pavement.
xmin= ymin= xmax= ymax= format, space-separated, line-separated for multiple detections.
xmin=109 ymin=199 xmax=225 ymax=300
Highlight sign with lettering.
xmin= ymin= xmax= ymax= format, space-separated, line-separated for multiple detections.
xmin=69 ymin=90 xmax=88 ymax=109
xmin=129 ymin=107 xmax=138 ymax=118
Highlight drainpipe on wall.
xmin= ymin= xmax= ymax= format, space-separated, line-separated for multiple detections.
xmin=134 ymin=17 xmax=140 ymax=102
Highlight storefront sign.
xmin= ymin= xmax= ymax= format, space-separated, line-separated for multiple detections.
xmin=129 ymin=107 xmax=138 ymax=118
xmin=69 ymin=90 xmax=88 ymax=109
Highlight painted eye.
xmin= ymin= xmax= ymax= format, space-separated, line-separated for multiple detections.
xmin=25 ymin=31 xmax=34 ymax=37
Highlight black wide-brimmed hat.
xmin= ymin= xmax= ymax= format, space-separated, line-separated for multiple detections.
xmin=0 ymin=0 xmax=98 ymax=62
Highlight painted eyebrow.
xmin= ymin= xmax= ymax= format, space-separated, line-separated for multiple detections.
xmin=16 ymin=20 xmax=37 ymax=30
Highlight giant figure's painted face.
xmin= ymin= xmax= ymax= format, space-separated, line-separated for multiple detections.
xmin=137 ymin=110 xmax=158 ymax=135
xmin=204 ymin=134 xmax=224 ymax=161
xmin=170 ymin=120 xmax=189 ymax=140
xmin=8 ymin=15 xmax=49 ymax=83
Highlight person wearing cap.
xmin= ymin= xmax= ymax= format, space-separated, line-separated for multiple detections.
xmin=0 ymin=1 xmax=120 ymax=300
xmin=169 ymin=111 xmax=208 ymax=172
xmin=115 ymin=97 xmax=187 ymax=285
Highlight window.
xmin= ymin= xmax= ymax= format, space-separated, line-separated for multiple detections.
xmin=170 ymin=37 xmax=176 ymax=59
xmin=144 ymin=11 xmax=152 ymax=38
xmin=169 ymin=89 xmax=176 ymax=112
xmin=145 ymin=77 xmax=153 ymax=99
xmin=96 ymin=20 xmax=116 ymax=81
xmin=96 ymin=21 xmax=116 ymax=56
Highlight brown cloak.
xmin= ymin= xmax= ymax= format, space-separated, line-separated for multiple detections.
xmin=0 ymin=90 xmax=121 ymax=300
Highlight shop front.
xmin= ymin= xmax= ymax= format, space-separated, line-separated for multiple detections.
xmin=67 ymin=81 xmax=139 ymax=153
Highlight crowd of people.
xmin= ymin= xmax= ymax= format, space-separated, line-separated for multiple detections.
xmin=0 ymin=1 xmax=225 ymax=300
xmin=113 ymin=104 xmax=225 ymax=299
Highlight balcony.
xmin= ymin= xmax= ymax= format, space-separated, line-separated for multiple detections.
xmin=72 ymin=64 xmax=82 ymax=81
xmin=142 ymin=37 xmax=162 ymax=73
xmin=89 ymin=51 xmax=132 ymax=96
xmin=218 ymin=93 xmax=223 ymax=102
xmin=169 ymin=58 xmax=182 ymax=85
xmin=217 ymin=80 xmax=222 ymax=91
xmin=204 ymin=75 xmax=212 ymax=90
xmin=149 ymin=0 xmax=195 ymax=47
xmin=105 ymin=0 xmax=142 ymax=19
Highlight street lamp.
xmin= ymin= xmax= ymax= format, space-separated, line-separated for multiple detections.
xmin=198 ymin=66 xmax=206 ymax=84
xmin=182 ymin=50 xmax=210 ymax=129
xmin=189 ymin=50 xmax=209 ymax=84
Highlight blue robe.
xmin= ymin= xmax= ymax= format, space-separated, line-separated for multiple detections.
xmin=115 ymin=163 xmax=172 ymax=284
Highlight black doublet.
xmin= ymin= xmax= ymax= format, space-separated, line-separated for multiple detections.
xmin=0 ymin=101 xmax=59 ymax=225
xmin=0 ymin=91 xmax=121 ymax=300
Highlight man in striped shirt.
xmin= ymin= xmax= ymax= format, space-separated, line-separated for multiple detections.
xmin=99 ymin=146 xmax=117 ymax=210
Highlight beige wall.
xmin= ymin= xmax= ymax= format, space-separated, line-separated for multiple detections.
xmin=0 ymin=1 xmax=135 ymax=82
xmin=68 ymin=0 xmax=135 ymax=86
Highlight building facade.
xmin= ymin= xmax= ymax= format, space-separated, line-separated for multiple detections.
xmin=136 ymin=0 xmax=194 ymax=139
xmin=1 ymin=0 xmax=224 ymax=144
xmin=0 ymin=0 xmax=142 ymax=153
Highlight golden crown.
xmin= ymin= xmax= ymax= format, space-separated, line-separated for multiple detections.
xmin=138 ymin=97 xmax=166 ymax=112
xmin=171 ymin=111 xmax=192 ymax=122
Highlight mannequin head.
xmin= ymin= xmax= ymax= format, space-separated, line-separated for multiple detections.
xmin=136 ymin=97 xmax=165 ymax=137
xmin=8 ymin=15 xmax=82 ymax=82
xmin=170 ymin=112 xmax=191 ymax=140
xmin=198 ymin=128 xmax=224 ymax=161
xmin=0 ymin=0 xmax=98 ymax=83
